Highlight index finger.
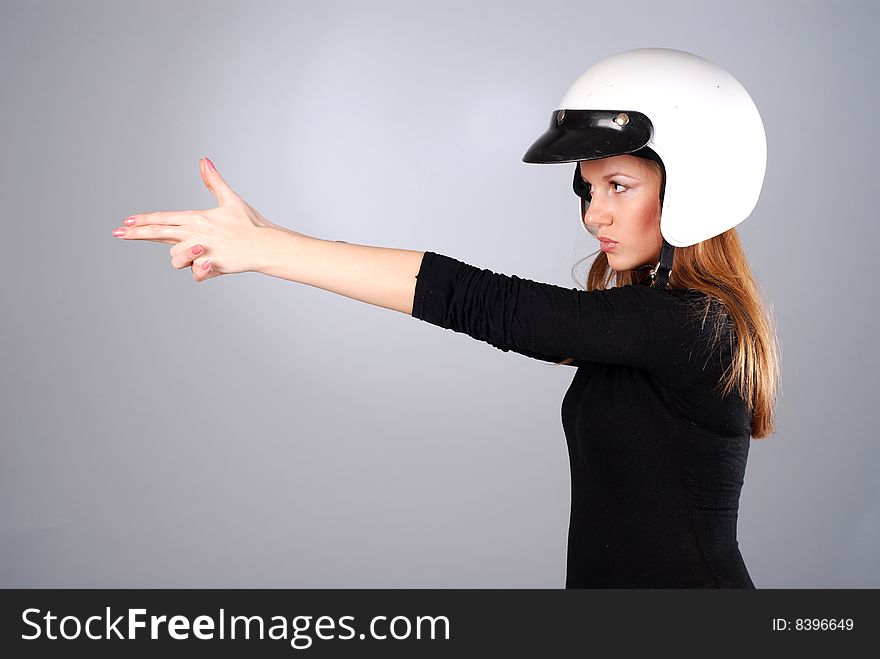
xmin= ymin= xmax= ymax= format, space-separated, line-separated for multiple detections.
xmin=125 ymin=210 xmax=200 ymax=226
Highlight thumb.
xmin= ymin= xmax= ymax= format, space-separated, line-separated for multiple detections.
xmin=200 ymin=156 xmax=239 ymax=206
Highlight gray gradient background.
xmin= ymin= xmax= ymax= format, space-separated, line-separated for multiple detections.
xmin=1 ymin=0 xmax=877 ymax=588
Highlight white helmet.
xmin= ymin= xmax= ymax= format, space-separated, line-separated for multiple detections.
xmin=522 ymin=48 xmax=767 ymax=284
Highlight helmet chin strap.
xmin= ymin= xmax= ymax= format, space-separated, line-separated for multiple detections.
xmin=648 ymin=238 xmax=675 ymax=288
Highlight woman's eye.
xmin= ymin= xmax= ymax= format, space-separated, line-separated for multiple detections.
xmin=612 ymin=182 xmax=627 ymax=193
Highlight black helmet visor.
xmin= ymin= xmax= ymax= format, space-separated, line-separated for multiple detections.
xmin=522 ymin=109 xmax=653 ymax=164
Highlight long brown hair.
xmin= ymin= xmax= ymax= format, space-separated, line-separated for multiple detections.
xmin=556 ymin=162 xmax=781 ymax=439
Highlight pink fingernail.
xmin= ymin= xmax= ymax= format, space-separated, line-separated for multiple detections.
xmin=205 ymin=157 xmax=216 ymax=172
xmin=192 ymin=244 xmax=203 ymax=255
xmin=112 ymin=228 xmax=125 ymax=237
xmin=203 ymin=260 xmax=211 ymax=270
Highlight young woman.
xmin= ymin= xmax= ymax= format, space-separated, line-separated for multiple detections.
xmin=112 ymin=48 xmax=780 ymax=588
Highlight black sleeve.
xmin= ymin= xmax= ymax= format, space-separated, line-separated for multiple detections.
xmin=411 ymin=251 xmax=714 ymax=378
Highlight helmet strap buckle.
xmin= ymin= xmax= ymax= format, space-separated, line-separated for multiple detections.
xmin=650 ymin=239 xmax=676 ymax=289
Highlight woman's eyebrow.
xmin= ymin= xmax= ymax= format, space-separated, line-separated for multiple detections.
xmin=580 ymin=171 xmax=638 ymax=182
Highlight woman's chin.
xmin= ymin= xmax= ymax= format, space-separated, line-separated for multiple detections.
xmin=606 ymin=252 xmax=652 ymax=273
xmin=606 ymin=253 xmax=626 ymax=271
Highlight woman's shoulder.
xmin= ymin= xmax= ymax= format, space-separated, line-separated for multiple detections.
xmin=594 ymin=282 xmax=735 ymax=377
xmin=592 ymin=280 xmax=723 ymax=317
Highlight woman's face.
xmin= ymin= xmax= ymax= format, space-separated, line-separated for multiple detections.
xmin=578 ymin=154 xmax=663 ymax=272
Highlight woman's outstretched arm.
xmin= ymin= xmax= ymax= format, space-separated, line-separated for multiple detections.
xmin=253 ymin=231 xmax=425 ymax=316
xmin=115 ymin=158 xmax=702 ymax=374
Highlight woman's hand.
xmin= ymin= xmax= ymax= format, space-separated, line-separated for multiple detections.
xmin=113 ymin=157 xmax=294 ymax=282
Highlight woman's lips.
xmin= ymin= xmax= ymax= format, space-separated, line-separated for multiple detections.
xmin=599 ymin=239 xmax=618 ymax=252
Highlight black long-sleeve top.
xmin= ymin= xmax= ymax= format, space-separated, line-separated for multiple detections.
xmin=411 ymin=251 xmax=755 ymax=588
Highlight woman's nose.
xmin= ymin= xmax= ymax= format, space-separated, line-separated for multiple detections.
xmin=584 ymin=207 xmax=612 ymax=232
